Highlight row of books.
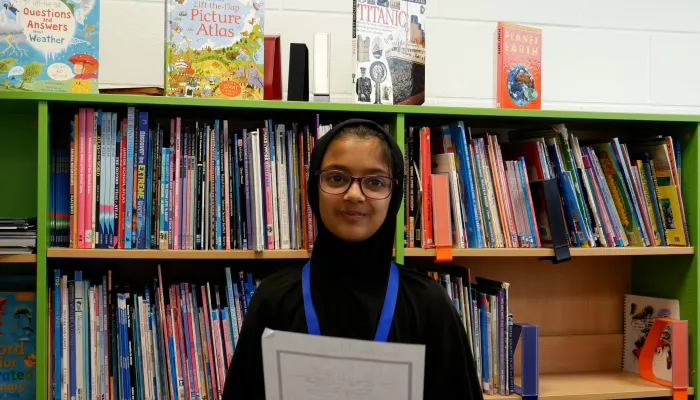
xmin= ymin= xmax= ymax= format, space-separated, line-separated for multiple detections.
xmin=429 ymin=270 xmax=512 ymax=395
xmin=407 ymin=122 xmax=688 ymax=249
xmin=49 ymin=107 xmax=336 ymax=251
xmin=49 ymin=266 xmax=259 ymax=400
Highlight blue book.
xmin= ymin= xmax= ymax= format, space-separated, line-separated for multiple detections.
xmin=125 ymin=108 xmax=136 ymax=249
xmin=145 ymin=130 xmax=152 ymax=249
xmin=478 ymin=294 xmax=490 ymax=394
xmin=135 ymin=112 xmax=148 ymax=249
xmin=0 ymin=292 xmax=36 ymax=400
xmin=160 ymin=148 xmax=168 ymax=249
xmin=450 ymin=122 xmax=483 ymax=248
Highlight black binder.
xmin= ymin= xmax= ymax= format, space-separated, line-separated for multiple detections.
xmin=531 ymin=178 xmax=571 ymax=263
xmin=288 ymin=43 xmax=309 ymax=101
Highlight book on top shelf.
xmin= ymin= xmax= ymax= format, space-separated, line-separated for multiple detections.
xmin=165 ymin=0 xmax=264 ymax=99
xmin=496 ymin=22 xmax=541 ymax=110
xmin=0 ymin=0 xmax=100 ymax=93
xmin=352 ymin=0 xmax=426 ymax=105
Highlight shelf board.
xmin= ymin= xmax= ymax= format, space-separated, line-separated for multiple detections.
xmin=2 ymin=92 xmax=700 ymax=122
xmin=486 ymin=371 xmax=693 ymax=400
xmin=404 ymin=246 xmax=695 ymax=258
xmin=0 ymin=254 xmax=36 ymax=263
xmin=47 ymin=248 xmax=311 ymax=260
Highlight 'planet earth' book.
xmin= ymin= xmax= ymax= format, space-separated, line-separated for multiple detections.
xmin=496 ymin=22 xmax=542 ymax=110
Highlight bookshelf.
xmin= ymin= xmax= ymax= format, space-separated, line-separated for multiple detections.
xmin=0 ymin=254 xmax=37 ymax=263
xmin=0 ymin=91 xmax=698 ymax=400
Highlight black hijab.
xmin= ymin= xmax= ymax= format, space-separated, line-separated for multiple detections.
xmin=305 ymin=118 xmax=405 ymax=340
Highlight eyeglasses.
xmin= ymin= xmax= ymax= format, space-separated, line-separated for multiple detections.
xmin=317 ymin=170 xmax=396 ymax=200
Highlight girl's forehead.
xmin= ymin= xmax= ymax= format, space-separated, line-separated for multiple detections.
xmin=321 ymin=136 xmax=391 ymax=174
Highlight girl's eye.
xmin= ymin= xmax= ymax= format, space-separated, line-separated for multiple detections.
xmin=366 ymin=177 xmax=386 ymax=188
xmin=325 ymin=172 xmax=349 ymax=185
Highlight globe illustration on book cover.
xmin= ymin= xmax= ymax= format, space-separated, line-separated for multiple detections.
xmin=506 ymin=64 xmax=538 ymax=107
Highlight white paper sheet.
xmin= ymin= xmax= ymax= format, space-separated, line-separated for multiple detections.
xmin=261 ymin=328 xmax=425 ymax=400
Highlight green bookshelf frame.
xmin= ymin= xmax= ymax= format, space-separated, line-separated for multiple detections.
xmin=1 ymin=91 xmax=699 ymax=400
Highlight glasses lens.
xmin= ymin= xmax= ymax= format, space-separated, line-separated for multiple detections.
xmin=320 ymin=171 xmax=351 ymax=194
xmin=361 ymin=176 xmax=393 ymax=199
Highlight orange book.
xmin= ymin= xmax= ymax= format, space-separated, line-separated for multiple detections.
xmin=497 ymin=22 xmax=542 ymax=110
xmin=431 ymin=173 xmax=452 ymax=262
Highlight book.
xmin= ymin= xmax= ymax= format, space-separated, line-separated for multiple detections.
xmin=164 ymin=0 xmax=265 ymax=99
xmin=623 ymin=294 xmax=680 ymax=382
xmin=0 ymin=0 xmax=100 ymax=93
xmin=0 ymin=292 xmax=36 ymax=400
xmin=496 ymin=22 xmax=542 ymax=110
xmin=352 ymin=0 xmax=426 ymax=105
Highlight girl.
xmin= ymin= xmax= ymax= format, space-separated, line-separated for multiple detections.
xmin=222 ymin=119 xmax=483 ymax=399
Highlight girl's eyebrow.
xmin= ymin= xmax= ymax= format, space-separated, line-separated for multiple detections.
xmin=322 ymin=163 xmax=390 ymax=176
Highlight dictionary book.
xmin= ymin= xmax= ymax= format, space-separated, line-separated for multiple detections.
xmin=165 ymin=0 xmax=265 ymax=99
xmin=0 ymin=0 xmax=100 ymax=93
xmin=0 ymin=292 xmax=36 ymax=400
xmin=352 ymin=0 xmax=426 ymax=105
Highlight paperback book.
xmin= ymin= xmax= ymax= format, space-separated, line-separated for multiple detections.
xmin=352 ymin=0 xmax=426 ymax=105
xmin=165 ymin=0 xmax=265 ymax=99
xmin=0 ymin=292 xmax=36 ymax=400
xmin=0 ymin=0 xmax=100 ymax=93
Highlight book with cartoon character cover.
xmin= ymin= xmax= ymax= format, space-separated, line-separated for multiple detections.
xmin=0 ymin=0 xmax=99 ymax=93
xmin=164 ymin=0 xmax=264 ymax=99
xmin=623 ymin=294 xmax=680 ymax=382
xmin=352 ymin=0 xmax=426 ymax=105
xmin=496 ymin=22 xmax=541 ymax=110
xmin=0 ymin=292 xmax=36 ymax=400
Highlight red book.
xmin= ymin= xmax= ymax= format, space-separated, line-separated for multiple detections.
xmin=420 ymin=127 xmax=434 ymax=248
xmin=497 ymin=22 xmax=542 ymax=110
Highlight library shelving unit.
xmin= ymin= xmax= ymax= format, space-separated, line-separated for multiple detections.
xmin=1 ymin=91 xmax=698 ymax=400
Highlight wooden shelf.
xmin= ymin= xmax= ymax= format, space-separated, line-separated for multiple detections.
xmin=404 ymin=246 xmax=695 ymax=258
xmin=0 ymin=254 xmax=36 ymax=263
xmin=486 ymin=371 xmax=694 ymax=400
xmin=47 ymin=248 xmax=311 ymax=259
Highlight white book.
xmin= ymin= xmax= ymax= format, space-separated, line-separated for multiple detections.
xmin=89 ymin=288 xmax=97 ymax=400
xmin=250 ymin=130 xmax=265 ymax=251
xmin=623 ymin=294 xmax=680 ymax=381
xmin=268 ymin=124 xmax=280 ymax=250
xmin=276 ymin=125 xmax=290 ymax=249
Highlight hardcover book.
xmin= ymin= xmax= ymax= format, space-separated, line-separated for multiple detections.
xmin=0 ymin=0 xmax=100 ymax=93
xmin=0 ymin=292 xmax=36 ymax=400
xmin=496 ymin=22 xmax=541 ymax=110
xmin=352 ymin=0 xmax=426 ymax=105
xmin=165 ymin=0 xmax=264 ymax=99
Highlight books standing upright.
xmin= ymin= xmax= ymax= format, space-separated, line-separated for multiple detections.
xmin=0 ymin=292 xmax=36 ymax=400
xmin=0 ymin=0 xmax=100 ymax=93
xmin=165 ymin=0 xmax=265 ymax=99
xmin=352 ymin=0 xmax=426 ymax=105
xmin=496 ymin=22 xmax=541 ymax=109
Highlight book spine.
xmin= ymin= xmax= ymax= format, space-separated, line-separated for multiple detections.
xmin=174 ymin=118 xmax=181 ymax=249
xmin=125 ymin=109 xmax=135 ymax=249
xmin=420 ymin=127 xmax=434 ymax=247
xmin=196 ymin=126 xmax=203 ymax=250
xmin=223 ymin=121 xmax=231 ymax=249
xmin=135 ymin=113 xmax=148 ymax=249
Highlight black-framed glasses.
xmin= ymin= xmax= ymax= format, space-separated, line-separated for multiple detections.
xmin=317 ymin=170 xmax=397 ymax=200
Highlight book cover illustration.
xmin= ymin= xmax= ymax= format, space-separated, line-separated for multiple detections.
xmin=0 ymin=0 xmax=99 ymax=93
xmin=165 ymin=0 xmax=264 ymax=99
xmin=0 ymin=292 xmax=36 ymax=400
xmin=496 ymin=22 xmax=541 ymax=110
xmin=352 ymin=0 xmax=426 ymax=105
xmin=623 ymin=294 xmax=679 ymax=382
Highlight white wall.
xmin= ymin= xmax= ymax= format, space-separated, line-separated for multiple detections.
xmin=100 ymin=0 xmax=700 ymax=115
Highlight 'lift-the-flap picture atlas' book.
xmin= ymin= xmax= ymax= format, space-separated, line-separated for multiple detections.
xmin=165 ymin=0 xmax=265 ymax=99
xmin=0 ymin=0 xmax=100 ymax=93
xmin=0 ymin=292 xmax=36 ymax=400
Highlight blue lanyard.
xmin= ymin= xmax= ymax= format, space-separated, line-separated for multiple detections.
xmin=301 ymin=260 xmax=399 ymax=342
